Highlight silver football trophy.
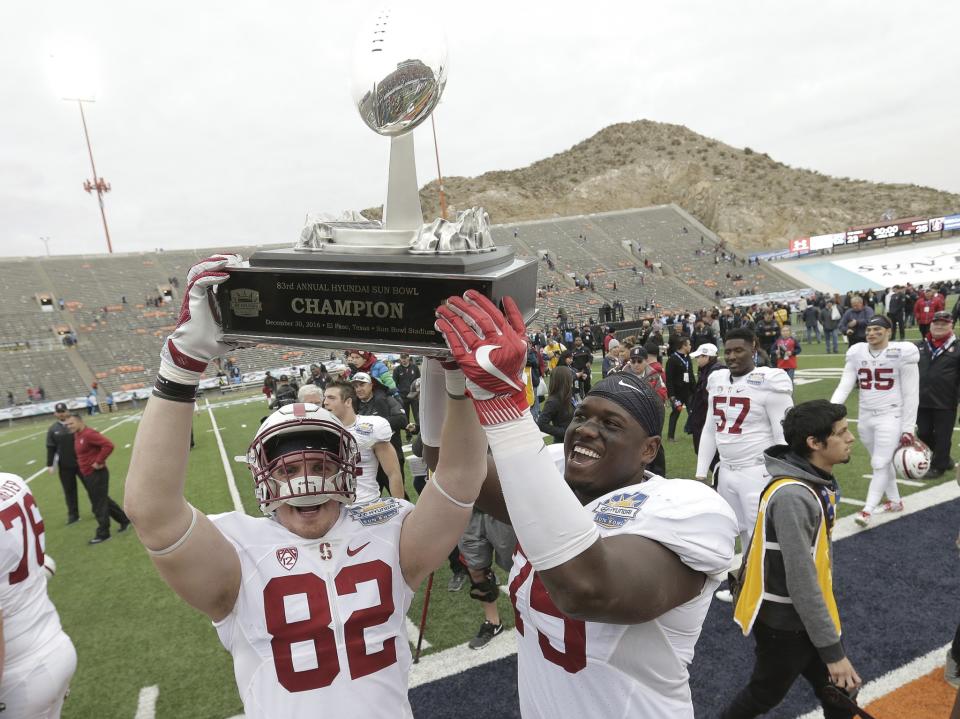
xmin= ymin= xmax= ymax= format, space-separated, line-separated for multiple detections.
xmin=217 ymin=7 xmax=537 ymax=355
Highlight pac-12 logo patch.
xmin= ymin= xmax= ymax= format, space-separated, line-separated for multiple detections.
xmin=593 ymin=491 xmax=648 ymax=529
xmin=276 ymin=547 xmax=299 ymax=571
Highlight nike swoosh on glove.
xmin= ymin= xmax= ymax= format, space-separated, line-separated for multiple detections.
xmin=435 ymin=290 xmax=528 ymax=426
xmin=160 ymin=254 xmax=249 ymax=385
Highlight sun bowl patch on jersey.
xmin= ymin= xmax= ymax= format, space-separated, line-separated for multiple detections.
xmin=886 ymin=348 xmax=901 ymax=358
xmin=746 ymin=372 xmax=765 ymax=386
xmin=593 ymin=491 xmax=648 ymax=529
xmin=348 ymin=497 xmax=401 ymax=526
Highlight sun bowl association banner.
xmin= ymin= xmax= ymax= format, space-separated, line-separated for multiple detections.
xmin=830 ymin=241 xmax=960 ymax=287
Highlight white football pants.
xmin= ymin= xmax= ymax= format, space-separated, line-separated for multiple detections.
xmin=857 ymin=410 xmax=901 ymax=514
xmin=717 ymin=463 xmax=770 ymax=551
xmin=0 ymin=630 xmax=77 ymax=718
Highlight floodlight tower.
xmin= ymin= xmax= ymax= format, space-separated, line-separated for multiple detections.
xmin=64 ymin=98 xmax=113 ymax=254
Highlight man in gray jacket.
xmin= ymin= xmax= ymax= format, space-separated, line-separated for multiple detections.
xmin=721 ymin=399 xmax=861 ymax=719
xmin=819 ymin=301 xmax=841 ymax=354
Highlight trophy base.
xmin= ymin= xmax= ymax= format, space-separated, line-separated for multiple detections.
xmin=217 ymin=246 xmax=538 ymax=355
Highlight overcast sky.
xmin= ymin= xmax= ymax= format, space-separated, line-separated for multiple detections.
xmin=2 ymin=1 xmax=957 ymax=258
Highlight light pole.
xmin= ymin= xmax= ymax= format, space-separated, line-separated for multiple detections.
xmin=39 ymin=236 xmax=51 ymax=256
xmin=64 ymin=98 xmax=113 ymax=253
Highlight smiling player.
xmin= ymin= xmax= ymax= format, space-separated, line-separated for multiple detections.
xmin=124 ymin=255 xmax=489 ymax=718
xmin=434 ymin=290 xmax=737 ymax=718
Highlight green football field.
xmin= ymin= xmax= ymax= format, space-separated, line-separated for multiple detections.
xmin=8 ymin=326 xmax=953 ymax=718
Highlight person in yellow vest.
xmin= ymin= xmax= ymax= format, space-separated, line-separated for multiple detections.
xmin=722 ymin=399 xmax=862 ymax=719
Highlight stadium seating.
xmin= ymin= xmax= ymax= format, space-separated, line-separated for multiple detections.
xmin=0 ymin=207 xmax=803 ymax=403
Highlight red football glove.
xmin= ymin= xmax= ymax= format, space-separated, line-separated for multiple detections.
xmin=435 ymin=290 xmax=528 ymax=425
xmin=899 ymin=433 xmax=915 ymax=448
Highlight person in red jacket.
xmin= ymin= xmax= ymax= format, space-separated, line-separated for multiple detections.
xmin=65 ymin=414 xmax=129 ymax=544
xmin=914 ymin=287 xmax=945 ymax=338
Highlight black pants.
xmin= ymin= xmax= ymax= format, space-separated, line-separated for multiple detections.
xmin=919 ymin=323 xmax=930 ymax=338
xmin=81 ymin=468 xmax=128 ymax=539
xmin=888 ymin=314 xmax=906 ymax=340
xmin=58 ymin=464 xmax=84 ymax=520
xmin=667 ymin=405 xmax=683 ymax=440
xmin=401 ymin=396 xmax=420 ymax=428
xmin=917 ymin=407 xmax=957 ymax=472
xmin=720 ymin=623 xmax=852 ymax=719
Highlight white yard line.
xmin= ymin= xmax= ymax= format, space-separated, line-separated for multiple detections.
xmin=838 ymin=497 xmax=865 ymax=506
xmin=405 ymin=616 xmax=431 ymax=650
xmin=24 ymin=466 xmax=47 ymax=484
xmin=205 ymin=399 xmax=244 ymax=513
xmin=793 ymin=643 xmax=951 ymax=719
xmin=0 ymin=430 xmax=46 ymax=448
xmin=134 ymin=685 xmax=159 ymax=719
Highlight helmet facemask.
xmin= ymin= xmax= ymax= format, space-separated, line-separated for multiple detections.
xmin=248 ymin=405 xmax=359 ymax=515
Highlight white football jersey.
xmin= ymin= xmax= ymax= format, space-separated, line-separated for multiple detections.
xmin=831 ymin=341 xmax=920 ymax=413
xmin=344 ymin=415 xmax=393 ymax=504
xmin=0 ymin=473 xmax=66 ymax=667
xmin=211 ymin=498 xmax=415 ymax=719
xmin=508 ymin=476 xmax=738 ymax=719
xmin=697 ymin=367 xmax=793 ymax=476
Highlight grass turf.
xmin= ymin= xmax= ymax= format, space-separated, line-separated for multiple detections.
xmin=9 ymin=323 xmax=953 ymax=717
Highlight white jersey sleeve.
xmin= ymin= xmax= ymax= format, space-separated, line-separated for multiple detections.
xmin=508 ymin=477 xmax=737 ymax=719
xmin=210 ymin=499 xmax=416 ymax=719
xmin=830 ymin=345 xmax=861 ymax=405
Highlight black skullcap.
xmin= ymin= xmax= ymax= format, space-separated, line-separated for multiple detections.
xmin=588 ymin=372 xmax=663 ymax=439
xmin=866 ymin=316 xmax=892 ymax=329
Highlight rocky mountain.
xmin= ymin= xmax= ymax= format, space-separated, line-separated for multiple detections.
xmin=365 ymin=120 xmax=958 ymax=250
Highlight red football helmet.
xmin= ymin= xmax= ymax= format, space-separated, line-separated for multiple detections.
xmin=247 ymin=403 xmax=359 ymax=514
xmin=893 ymin=438 xmax=931 ymax=480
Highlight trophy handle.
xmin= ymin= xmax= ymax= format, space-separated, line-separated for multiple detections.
xmin=384 ymin=132 xmax=423 ymax=232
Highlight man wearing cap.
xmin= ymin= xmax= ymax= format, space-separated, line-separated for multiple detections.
xmin=916 ymin=310 xmax=960 ymax=479
xmin=392 ymin=354 xmax=421 ymax=429
xmin=830 ymin=315 xmax=919 ymax=526
xmin=687 ymin=343 xmax=723 ymax=455
xmin=45 ymin=402 xmax=84 ymax=524
xmin=623 ymin=345 xmax=668 ymax=477
xmin=914 ymin=287 xmax=945 ymax=339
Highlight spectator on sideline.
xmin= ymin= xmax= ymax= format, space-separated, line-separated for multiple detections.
xmin=722 ymin=400 xmax=861 ymax=718
xmin=65 ymin=413 xmax=129 ymax=544
xmin=262 ymin=371 xmax=276 ymax=404
xmin=269 ymin=374 xmax=298 ymax=409
xmin=839 ymin=296 xmax=874 ymax=347
xmin=887 ymin=285 xmax=908 ymax=341
xmin=803 ymin=302 xmax=821 ymax=344
xmin=307 ymin=363 xmax=331 ymax=389
xmin=664 ymin=336 xmax=695 ymax=443
xmin=537 ymin=366 xmax=576 ymax=442
xmin=772 ymin=325 xmax=802 ymax=382
xmin=916 ymin=311 xmax=960 ymax=479
xmin=347 ymin=350 xmax=397 ymax=393
xmin=392 ymin=353 xmax=421 ymax=428
xmin=45 ymin=402 xmax=84 ymax=524
xmin=569 ymin=336 xmax=594 ymax=395
xmin=458 ymin=509 xmax=516 ymax=650
xmin=755 ymin=310 xmax=780 ymax=355
xmin=601 ymin=339 xmax=621 ymax=377
xmin=914 ymin=287 xmax=945 ymax=338
xmin=820 ymin=301 xmax=841 ymax=354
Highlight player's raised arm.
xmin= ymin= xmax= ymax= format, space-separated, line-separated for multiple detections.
xmin=124 ymin=255 xmax=245 ymax=621
xmin=829 ymin=349 xmax=858 ymax=405
xmin=399 ymin=358 xmax=488 ymax=589
xmin=438 ymin=291 xmax=729 ymax=624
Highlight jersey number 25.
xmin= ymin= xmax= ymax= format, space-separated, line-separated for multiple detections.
xmin=857 ymin=367 xmax=893 ymax=390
